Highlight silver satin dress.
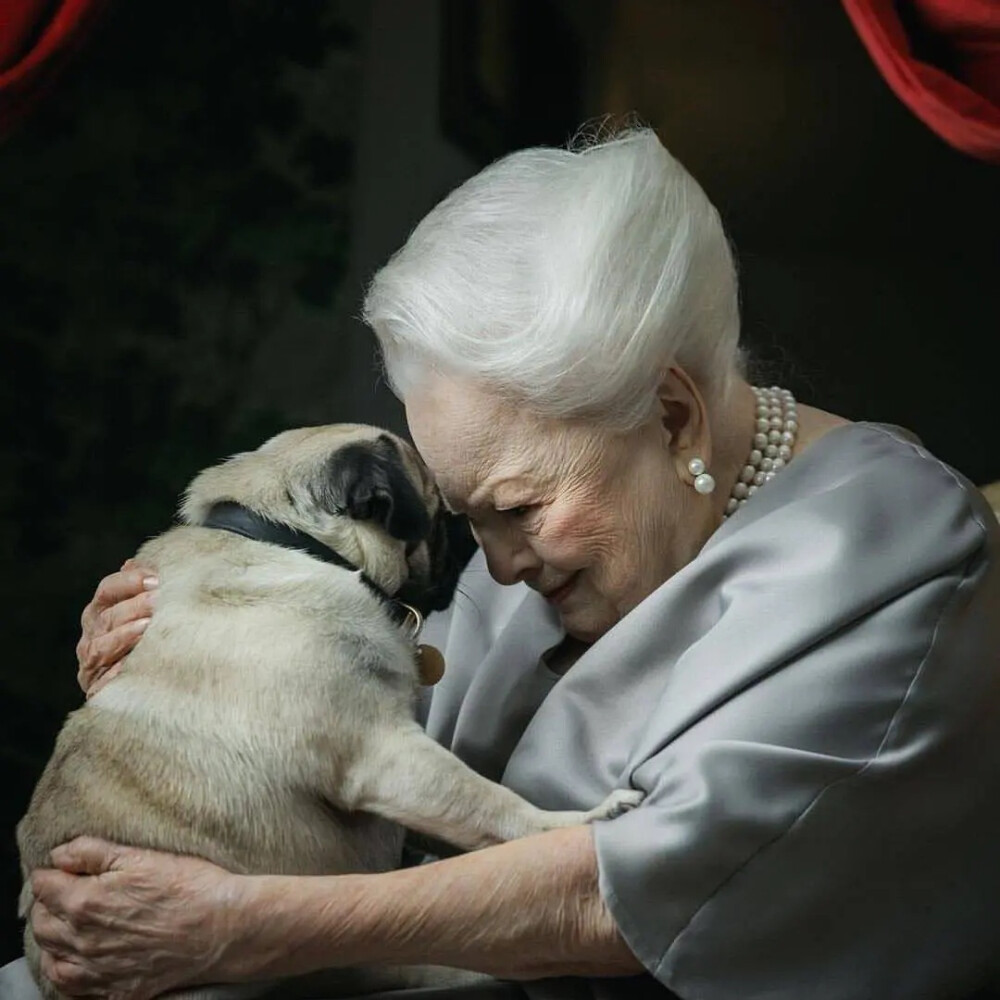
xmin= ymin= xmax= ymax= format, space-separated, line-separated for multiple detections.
xmin=419 ymin=423 xmax=1000 ymax=1000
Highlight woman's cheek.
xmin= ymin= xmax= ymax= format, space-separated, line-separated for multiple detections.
xmin=537 ymin=504 xmax=611 ymax=563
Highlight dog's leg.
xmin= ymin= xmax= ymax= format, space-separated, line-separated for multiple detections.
xmin=341 ymin=725 xmax=642 ymax=852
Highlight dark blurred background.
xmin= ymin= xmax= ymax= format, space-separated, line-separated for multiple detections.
xmin=1 ymin=0 xmax=997 ymax=964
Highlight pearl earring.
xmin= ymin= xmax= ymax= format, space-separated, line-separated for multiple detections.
xmin=687 ymin=457 xmax=716 ymax=495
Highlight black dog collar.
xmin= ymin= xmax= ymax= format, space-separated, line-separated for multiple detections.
xmin=200 ymin=502 xmax=419 ymax=632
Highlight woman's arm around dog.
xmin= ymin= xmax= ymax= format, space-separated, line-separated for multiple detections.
xmin=30 ymin=826 xmax=642 ymax=998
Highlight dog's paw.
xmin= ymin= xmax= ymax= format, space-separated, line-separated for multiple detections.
xmin=588 ymin=787 xmax=645 ymax=821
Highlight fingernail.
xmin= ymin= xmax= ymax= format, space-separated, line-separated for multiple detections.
xmin=142 ymin=576 xmax=159 ymax=589
xmin=134 ymin=617 xmax=151 ymax=631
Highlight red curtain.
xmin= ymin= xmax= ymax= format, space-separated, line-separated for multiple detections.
xmin=0 ymin=0 xmax=108 ymax=139
xmin=842 ymin=0 xmax=1000 ymax=163
xmin=4 ymin=2 xmax=998 ymax=162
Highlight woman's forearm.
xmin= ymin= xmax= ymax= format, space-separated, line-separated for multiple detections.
xmin=227 ymin=824 xmax=643 ymax=982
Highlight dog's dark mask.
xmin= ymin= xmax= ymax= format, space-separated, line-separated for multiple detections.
xmin=321 ymin=435 xmax=475 ymax=616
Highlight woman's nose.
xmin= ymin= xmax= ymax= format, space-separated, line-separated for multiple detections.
xmin=477 ymin=525 xmax=541 ymax=586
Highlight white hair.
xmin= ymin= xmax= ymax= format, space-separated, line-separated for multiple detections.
xmin=363 ymin=127 xmax=742 ymax=429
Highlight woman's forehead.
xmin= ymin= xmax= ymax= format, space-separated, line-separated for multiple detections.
xmin=407 ymin=376 xmax=510 ymax=452
xmin=404 ymin=372 xmax=614 ymax=505
xmin=422 ymin=422 xmax=535 ymax=509
xmin=405 ymin=377 xmax=545 ymax=501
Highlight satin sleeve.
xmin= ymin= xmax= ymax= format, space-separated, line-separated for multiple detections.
xmin=592 ymin=430 xmax=1000 ymax=1000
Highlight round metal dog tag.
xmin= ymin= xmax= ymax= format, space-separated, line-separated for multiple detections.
xmin=417 ymin=644 xmax=445 ymax=686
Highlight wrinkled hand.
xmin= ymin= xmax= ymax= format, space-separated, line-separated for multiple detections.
xmin=30 ymin=838 xmax=247 ymax=999
xmin=77 ymin=559 xmax=158 ymax=697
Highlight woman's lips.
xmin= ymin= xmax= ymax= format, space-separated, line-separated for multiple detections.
xmin=545 ymin=574 xmax=578 ymax=606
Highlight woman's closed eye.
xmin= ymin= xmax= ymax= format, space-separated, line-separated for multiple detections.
xmin=500 ymin=505 xmax=534 ymax=519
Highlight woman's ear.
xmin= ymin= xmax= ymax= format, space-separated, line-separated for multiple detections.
xmin=656 ymin=367 xmax=712 ymax=481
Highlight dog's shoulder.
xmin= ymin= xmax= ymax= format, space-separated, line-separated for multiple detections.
xmin=124 ymin=524 xmax=419 ymax=696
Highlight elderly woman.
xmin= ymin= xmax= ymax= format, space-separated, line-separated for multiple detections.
xmin=9 ymin=129 xmax=1000 ymax=1000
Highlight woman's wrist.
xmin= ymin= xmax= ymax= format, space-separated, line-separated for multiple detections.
xmin=212 ymin=870 xmax=365 ymax=982
xmin=209 ymin=872 xmax=312 ymax=982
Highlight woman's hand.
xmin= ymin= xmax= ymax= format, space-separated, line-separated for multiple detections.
xmin=30 ymin=838 xmax=249 ymax=999
xmin=77 ymin=560 xmax=158 ymax=697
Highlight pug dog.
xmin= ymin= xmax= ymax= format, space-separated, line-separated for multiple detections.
xmin=17 ymin=424 xmax=641 ymax=1000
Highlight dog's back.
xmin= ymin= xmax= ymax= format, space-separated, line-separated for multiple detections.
xmin=18 ymin=525 xmax=409 ymax=997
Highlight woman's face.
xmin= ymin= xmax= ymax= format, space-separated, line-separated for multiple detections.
xmin=405 ymin=374 xmax=706 ymax=643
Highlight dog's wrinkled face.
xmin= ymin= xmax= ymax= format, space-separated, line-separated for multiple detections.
xmin=182 ymin=424 xmax=476 ymax=615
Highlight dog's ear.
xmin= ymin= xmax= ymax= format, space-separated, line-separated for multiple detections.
xmin=321 ymin=436 xmax=430 ymax=543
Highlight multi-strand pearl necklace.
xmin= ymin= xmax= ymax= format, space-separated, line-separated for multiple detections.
xmin=724 ymin=386 xmax=798 ymax=519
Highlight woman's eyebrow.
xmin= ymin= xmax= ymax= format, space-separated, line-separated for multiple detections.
xmin=468 ymin=475 xmax=519 ymax=510
xmin=438 ymin=482 xmax=480 ymax=515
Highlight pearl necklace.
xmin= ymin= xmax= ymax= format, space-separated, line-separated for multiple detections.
xmin=724 ymin=386 xmax=798 ymax=519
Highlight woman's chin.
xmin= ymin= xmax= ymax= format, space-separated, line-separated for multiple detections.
xmin=559 ymin=603 xmax=617 ymax=645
